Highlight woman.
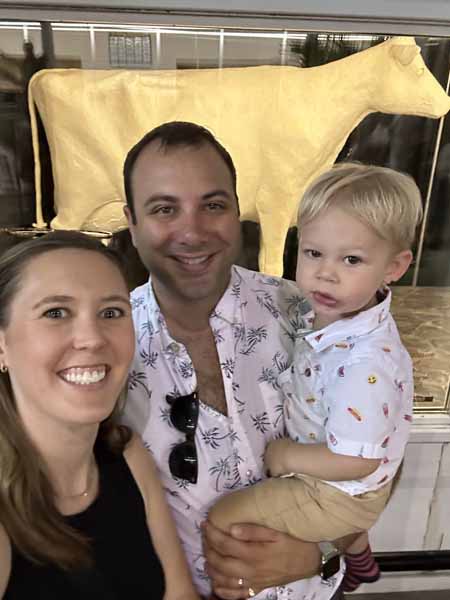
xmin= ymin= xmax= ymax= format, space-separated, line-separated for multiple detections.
xmin=0 ymin=231 xmax=199 ymax=600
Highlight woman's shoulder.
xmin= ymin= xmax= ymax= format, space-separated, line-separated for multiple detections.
xmin=0 ymin=522 xmax=11 ymax=598
xmin=123 ymin=434 xmax=157 ymax=511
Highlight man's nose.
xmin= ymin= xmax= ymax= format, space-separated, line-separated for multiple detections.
xmin=72 ymin=317 xmax=107 ymax=350
xmin=179 ymin=212 xmax=209 ymax=246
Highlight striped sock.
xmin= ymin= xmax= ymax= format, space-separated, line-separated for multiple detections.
xmin=342 ymin=544 xmax=380 ymax=592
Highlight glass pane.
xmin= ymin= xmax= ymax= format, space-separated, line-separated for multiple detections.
xmin=52 ymin=29 xmax=89 ymax=68
xmin=0 ymin=22 xmax=42 ymax=226
xmin=222 ymin=32 xmax=283 ymax=66
xmin=1 ymin=20 xmax=450 ymax=415
xmin=159 ymin=31 xmax=219 ymax=69
xmin=419 ymin=97 xmax=450 ymax=286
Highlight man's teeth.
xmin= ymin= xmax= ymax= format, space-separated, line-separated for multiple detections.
xmin=178 ymin=256 xmax=208 ymax=265
xmin=61 ymin=368 xmax=106 ymax=385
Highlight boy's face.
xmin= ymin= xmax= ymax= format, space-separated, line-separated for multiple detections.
xmin=296 ymin=205 xmax=412 ymax=329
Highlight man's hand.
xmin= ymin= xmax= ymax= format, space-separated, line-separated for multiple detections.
xmin=202 ymin=520 xmax=320 ymax=599
xmin=264 ymin=438 xmax=298 ymax=477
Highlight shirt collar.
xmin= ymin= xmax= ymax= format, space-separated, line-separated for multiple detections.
xmin=213 ymin=265 xmax=246 ymax=324
xmin=144 ymin=276 xmax=165 ymax=330
xmin=304 ymin=288 xmax=392 ymax=352
xmin=144 ymin=266 xmax=240 ymax=330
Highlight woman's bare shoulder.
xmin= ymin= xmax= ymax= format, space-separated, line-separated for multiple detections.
xmin=123 ymin=433 xmax=158 ymax=505
xmin=0 ymin=523 xmax=11 ymax=598
xmin=123 ymin=433 xmax=154 ymax=471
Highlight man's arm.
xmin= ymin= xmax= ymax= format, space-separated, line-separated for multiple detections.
xmin=203 ymin=520 xmax=321 ymax=600
xmin=265 ymin=439 xmax=380 ymax=481
xmin=203 ymin=521 xmax=358 ymax=599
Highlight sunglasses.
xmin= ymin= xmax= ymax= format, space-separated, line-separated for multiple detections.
xmin=167 ymin=391 xmax=199 ymax=484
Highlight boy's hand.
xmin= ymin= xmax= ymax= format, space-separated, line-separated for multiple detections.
xmin=264 ymin=438 xmax=298 ymax=477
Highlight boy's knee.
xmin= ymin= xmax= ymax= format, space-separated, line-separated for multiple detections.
xmin=208 ymin=487 xmax=258 ymax=532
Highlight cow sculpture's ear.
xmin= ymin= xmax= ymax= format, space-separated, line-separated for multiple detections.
xmin=390 ymin=44 xmax=421 ymax=66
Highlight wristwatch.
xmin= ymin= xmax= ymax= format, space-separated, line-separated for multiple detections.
xmin=318 ymin=541 xmax=341 ymax=580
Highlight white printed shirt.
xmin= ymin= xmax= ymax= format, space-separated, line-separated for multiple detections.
xmin=124 ymin=266 xmax=343 ymax=600
xmin=280 ymin=289 xmax=413 ymax=496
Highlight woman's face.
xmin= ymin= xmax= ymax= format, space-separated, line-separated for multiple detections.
xmin=0 ymin=248 xmax=134 ymax=433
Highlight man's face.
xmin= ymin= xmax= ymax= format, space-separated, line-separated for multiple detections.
xmin=125 ymin=142 xmax=242 ymax=307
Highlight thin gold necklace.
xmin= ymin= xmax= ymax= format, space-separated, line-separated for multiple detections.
xmin=55 ymin=460 xmax=96 ymax=500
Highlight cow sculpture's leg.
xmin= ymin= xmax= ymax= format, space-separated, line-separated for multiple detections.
xmin=257 ymin=197 xmax=296 ymax=277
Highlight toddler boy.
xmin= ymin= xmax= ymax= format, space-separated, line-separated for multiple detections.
xmin=209 ymin=162 xmax=423 ymax=591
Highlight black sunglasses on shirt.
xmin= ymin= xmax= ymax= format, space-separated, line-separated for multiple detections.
xmin=166 ymin=391 xmax=199 ymax=484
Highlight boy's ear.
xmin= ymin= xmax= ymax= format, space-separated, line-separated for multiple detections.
xmin=384 ymin=249 xmax=413 ymax=284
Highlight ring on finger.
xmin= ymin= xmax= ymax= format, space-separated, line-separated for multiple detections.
xmin=248 ymin=587 xmax=256 ymax=597
xmin=238 ymin=578 xmax=244 ymax=587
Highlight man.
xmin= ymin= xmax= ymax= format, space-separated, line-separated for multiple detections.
xmin=122 ymin=121 xmax=344 ymax=600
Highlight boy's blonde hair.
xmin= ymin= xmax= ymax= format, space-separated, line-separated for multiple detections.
xmin=298 ymin=162 xmax=423 ymax=250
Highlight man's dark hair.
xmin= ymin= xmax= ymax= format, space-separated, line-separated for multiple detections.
xmin=123 ymin=121 xmax=238 ymax=222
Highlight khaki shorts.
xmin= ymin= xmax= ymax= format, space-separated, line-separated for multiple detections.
xmin=209 ymin=474 xmax=392 ymax=542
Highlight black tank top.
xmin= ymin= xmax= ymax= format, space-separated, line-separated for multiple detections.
xmin=4 ymin=442 xmax=166 ymax=599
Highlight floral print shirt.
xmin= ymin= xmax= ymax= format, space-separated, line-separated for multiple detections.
xmin=124 ymin=266 xmax=342 ymax=599
xmin=280 ymin=289 xmax=414 ymax=496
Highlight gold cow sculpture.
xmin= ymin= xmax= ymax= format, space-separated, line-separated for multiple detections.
xmin=29 ymin=36 xmax=450 ymax=275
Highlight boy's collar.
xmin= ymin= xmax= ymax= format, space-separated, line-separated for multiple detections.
xmin=304 ymin=287 xmax=392 ymax=351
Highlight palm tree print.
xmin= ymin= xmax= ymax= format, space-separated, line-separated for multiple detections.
xmin=258 ymin=352 xmax=289 ymax=390
xmin=258 ymin=367 xmax=279 ymax=389
xmin=284 ymin=315 xmax=311 ymax=343
xmin=273 ymin=402 xmax=284 ymax=427
xmin=221 ymin=358 xmax=235 ymax=379
xmin=262 ymin=277 xmax=281 ymax=288
xmin=212 ymin=329 xmax=225 ymax=345
xmin=138 ymin=319 xmax=154 ymax=344
xmin=273 ymin=351 xmax=289 ymax=374
xmin=227 ymin=451 xmax=243 ymax=490
xmin=201 ymin=427 xmax=233 ymax=449
xmin=240 ymin=326 xmax=268 ymax=356
xmin=165 ymin=487 xmax=191 ymax=510
xmin=131 ymin=295 xmax=145 ymax=310
xmin=254 ymin=291 xmax=281 ymax=319
xmin=232 ymin=381 xmax=245 ymax=413
xmin=173 ymin=475 xmax=191 ymax=490
xmin=209 ymin=457 xmax=232 ymax=490
xmin=213 ymin=328 xmax=225 ymax=344
xmin=231 ymin=281 xmax=241 ymax=297
xmin=232 ymin=323 xmax=246 ymax=352
xmin=179 ymin=360 xmax=194 ymax=379
xmin=128 ymin=370 xmax=151 ymax=399
xmin=159 ymin=405 xmax=172 ymax=426
xmin=251 ymin=411 xmax=271 ymax=433
xmin=285 ymin=294 xmax=309 ymax=316
xmin=139 ymin=348 xmax=158 ymax=368
xmin=231 ymin=269 xmax=243 ymax=297
xmin=209 ymin=452 xmax=242 ymax=491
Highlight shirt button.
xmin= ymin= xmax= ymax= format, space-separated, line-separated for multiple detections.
xmin=246 ymin=469 xmax=253 ymax=478
xmin=168 ymin=342 xmax=180 ymax=353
